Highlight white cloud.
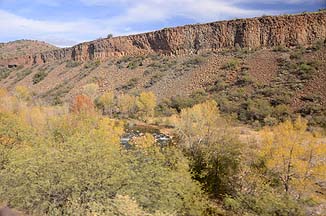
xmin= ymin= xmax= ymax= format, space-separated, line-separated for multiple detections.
xmin=2 ymin=0 xmax=313 ymax=46
xmin=0 ymin=9 xmax=118 ymax=46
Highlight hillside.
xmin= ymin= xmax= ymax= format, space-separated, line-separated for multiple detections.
xmin=0 ymin=11 xmax=325 ymax=127
xmin=0 ymin=39 xmax=57 ymax=60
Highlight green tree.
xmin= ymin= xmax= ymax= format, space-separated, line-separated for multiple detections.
xmin=176 ymin=100 xmax=242 ymax=198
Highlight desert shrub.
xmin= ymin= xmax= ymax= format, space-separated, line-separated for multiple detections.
xmin=273 ymin=45 xmax=290 ymax=52
xmin=169 ymin=90 xmax=209 ymax=113
xmin=222 ymin=59 xmax=239 ymax=70
xmin=147 ymin=62 xmax=164 ymax=69
xmin=183 ymin=56 xmax=205 ymax=67
xmin=155 ymin=99 xmax=177 ymax=117
xmin=15 ymin=68 xmax=32 ymax=82
xmin=246 ymin=98 xmax=273 ymax=122
xmin=84 ymin=60 xmax=101 ymax=70
xmin=309 ymin=39 xmax=325 ymax=51
xmin=236 ymin=73 xmax=253 ymax=86
xmin=0 ymin=68 xmax=11 ymax=80
xmin=127 ymin=58 xmax=143 ymax=70
xmin=295 ymin=63 xmax=315 ymax=80
xmin=119 ymin=78 xmax=139 ymax=91
xmin=144 ymin=73 xmax=165 ymax=88
xmin=272 ymin=104 xmax=291 ymax=121
xmin=32 ymin=71 xmax=48 ymax=84
xmin=66 ymin=61 xmax=81 ymax=68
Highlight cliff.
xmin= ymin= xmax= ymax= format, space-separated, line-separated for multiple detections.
xmin=1 ymin=11 xmax=326 ymax=66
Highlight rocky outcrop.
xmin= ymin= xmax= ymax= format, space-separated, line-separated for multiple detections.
xmin=1 ymin=11 xmax=326 ymax=66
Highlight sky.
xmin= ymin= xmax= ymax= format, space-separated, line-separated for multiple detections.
xmin=0 ymin=0 xmax=325 ymax=47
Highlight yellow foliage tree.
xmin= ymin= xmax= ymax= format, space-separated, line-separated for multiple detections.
xmin=176 ymin=100 xmax=222 ymax=149
xmin=132 ymin=133 xmax=155 ymax=149
xmin=117 ymin=94 xmax=137 ymax=117
xmin=14 ymin=86 xmax=31 ymax=101
xmin=136 ymin=92 xmax=157 ymax=119
xmin=97 ymin=91 xmax=115 ymax=115
xmin=260 ymin=117 xmax=326 ymax=201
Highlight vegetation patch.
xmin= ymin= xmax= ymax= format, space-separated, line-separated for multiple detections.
xmin=222 ymin=59 xmax=239 ymax=70
xmin=0 ymin=67 xmax=11 ymax=80
xmin=15 ymin=68 xmax=32 ymax=82
xmin=66 ymin=60 xmax=82 ymax=68
xmin=32 ymin=71 xmax=48 ymax=84
xmin=84 ymin=60 xmax=101 ymax=70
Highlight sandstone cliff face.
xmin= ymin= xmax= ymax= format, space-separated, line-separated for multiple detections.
xmin=1 ymin=11 xmax=325 ymax=66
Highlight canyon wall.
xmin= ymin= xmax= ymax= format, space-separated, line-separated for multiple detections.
xmin=1 ymin=11 xmax=326 ymax=66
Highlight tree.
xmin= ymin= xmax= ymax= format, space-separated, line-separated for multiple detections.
xmin=117 ymin=94 xmax=137 ymax=117
xmin=96 ymin=91 xmax=115 ymax=116
xmin=70 ymin=94 xmax=95 ymax=114
xmin=0 ymin=112 xmax=209 ymax=215
xmin=260 ymin=116 xmax=326 ymax=201
xmin=136 ymin=92 xmax=157 ymax=119
xmin=14 ymin=86 xmax=31 ymax=101
xmin=176 ymin=100 xmax=242 ymax=198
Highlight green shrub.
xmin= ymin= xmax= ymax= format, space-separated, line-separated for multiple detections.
xmin=309 ymin=39 xmax=325 ymax=51
xmin=297 ymin=63 xmax=315 ymax=79
xmin=222 ymin=59 xmax=239 ymax=70
xmin=183 ymin=56 xmax=205 ymax=67
xmin=15 ymin=68 xmax=32 ymax=82
xmin=247 ymin=98 xmax=273 ymax=122
xmin=0 ymin=68 xmax=11 ymax=80
xmin=273 ymin=45 xmax=290 ymax=52
xmin=84 ymin=60 xmax=101 ymax=70
xmin=127 ymin=59 xmax=142 ymax=70
xmin=144 ymin=73 xmax=165 ymax=88
xmin=0 ymin=114 xmax=208 ymax=215
xmin=119 ymin=78 xmax=139 ymax=91
xmin=66 ymin=61 xmax=81 ymax=68
xmin=33 ymin=71 xmax=48 ymax=84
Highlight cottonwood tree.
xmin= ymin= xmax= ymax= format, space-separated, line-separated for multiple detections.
xmin=136 ymin=92 xmax=157 ymax=119
xmin=14 ymin=86 xmax=31 ymax=101
xmin=117 ymin=94 xmax=137 ymax=117
xmin=176 ymin=100 xmax=242 ymax=198
xmin=97 ymin=91 xmax=115 ymax=116
xmin=260 ymin=116 xmax=326 ymax=201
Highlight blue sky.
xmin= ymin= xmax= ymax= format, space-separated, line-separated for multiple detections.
xmin=0 ymin=0 xmax=325 ymax=47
